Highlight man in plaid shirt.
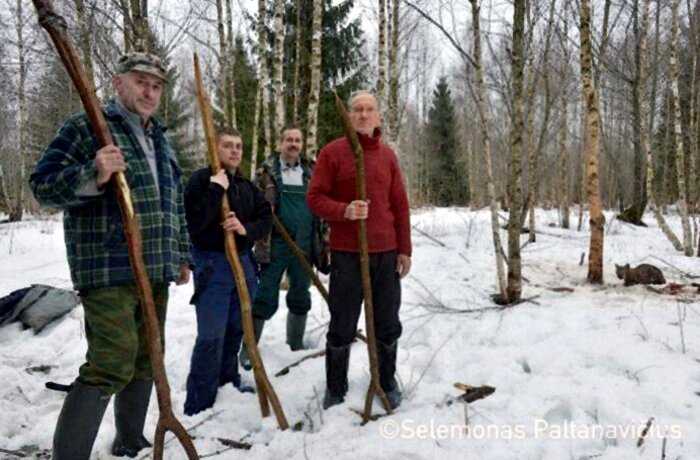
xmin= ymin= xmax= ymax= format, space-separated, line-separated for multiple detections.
xmin=30 ymin=52 xmax=191 ymax=460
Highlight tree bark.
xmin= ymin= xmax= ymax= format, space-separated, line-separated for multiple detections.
xmin=10 ymin=0 xmax=26 ymax=222
xmin=387 ymin=0 xmax=400 ymax=143
xmin=469 ymin=0 xmax=507 ymax=302
xmin=225 ymin=0 xmax=237 ymax=129
xmin=506 ymin=0 xmax=526 ymax=302
xmin=305 ymin=0 xmax=323 ymax=160
xmin=579 ymin=0 xmax=605 ymax=283
xmin=377 ymin=0 xmax=387 ymax=110
xmin=641 ymin=0 xmax=683 ymax=251
xmin=558 ymin=14 xmax=570 ymax=229
xmin=257 ymin=0 xmax=272 ymax=158
xmin=272 ymin=0 xmax=285 ymax=139
xmin=669 ymin=0 xmax=694 ymax=255
xmin=73 ymin=0 xmax=94 ymax=88
xmin=292 ymin=0 xmax=302 ymax=124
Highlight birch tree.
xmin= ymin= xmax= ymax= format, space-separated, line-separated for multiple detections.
xmin=305 ymin=0 xmax=323 ymax=160
xmin=377 ymin=0 xmax=387 ymax=109
xmin=505 ymin=0 xmax=527 ymax=301
xmin=257 ymin=0 xmax=272 ymax=159
xmin=669 ymin=0 xmax=694 ymax=255
xmin=387 ymin=0 xmax=400 ymax=143
xmin=469 ymin=0 xmax=507 ymax=302
xmin=272 ymin=0 xmax=286 ymax=138
xmin=642 ymin=0 xmax=684 ymax=251
xmin=579 ymin=0 xmax=605 ymax=283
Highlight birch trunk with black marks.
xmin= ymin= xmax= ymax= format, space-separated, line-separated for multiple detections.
xmin=73 ymin=0 xmax=94 ymax=87
xmin=387 ymin=0 xmax=399 ymax=143
xmin=377 ymin=0 xmax=387 ymax=110
xmin=225 ymin=0 xmax=237 ymax=129
xmin=305 ymin=0 xmax=323 ymax=160
xmin=258 ymin=0 xmax=272 ymax=158
xmin=669 ymin=0 xmax=694 ymax=255
xmin=10 ymin=0 xmax=27 ymax=222
xmin=641 ymin=0 xmax=683 ymax=251
xmin=506 ymin=0 xmax=526 ymax=302
xmin=469 ymin=0 xmax=507 ymax=302
xmin=579 ymin=0 xmax=605 ymax=283
xmin=292 ymin=0 xmax=302 ymax=124
xmin=272 ymin=0 xmax=285 ymax=139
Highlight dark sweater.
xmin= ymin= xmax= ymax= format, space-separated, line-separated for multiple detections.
xmin=307 ymin=129 xmax=412 ymax=256
xmin=185 ymin=167 xmax=272 ymax=253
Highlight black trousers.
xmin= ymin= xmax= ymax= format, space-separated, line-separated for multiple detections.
xmin=327 ymin=250 xmax=402 ymax=347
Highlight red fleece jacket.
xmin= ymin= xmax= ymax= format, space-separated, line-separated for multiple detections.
xmin=307 ymin=130 xmax=412 ymax=256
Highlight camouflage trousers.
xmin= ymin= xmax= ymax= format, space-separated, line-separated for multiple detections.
xmin=77 ymin=283 xmax=168 ymax=395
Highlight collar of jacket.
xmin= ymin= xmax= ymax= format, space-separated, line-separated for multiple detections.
xmin=264 ymin=153 xmax=311 ymax=185
xmin=104 ymin=99 xmax=168 ymax=134
xmin=356 ymin=127 xmax=382 ymax=150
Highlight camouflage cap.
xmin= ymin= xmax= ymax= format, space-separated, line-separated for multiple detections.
xmin=116 ymin=52 xmax=168 ymax=82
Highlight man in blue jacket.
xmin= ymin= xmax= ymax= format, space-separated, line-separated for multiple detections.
xmin=30 ymin=52 xmax=191 ymax=460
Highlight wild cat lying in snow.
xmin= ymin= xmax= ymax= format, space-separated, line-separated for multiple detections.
xmin=615 ymin=263 xmax=666 ymax=286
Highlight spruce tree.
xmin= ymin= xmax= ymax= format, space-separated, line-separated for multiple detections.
xmin=151 ymin=37 xmax=199 ymax=179
xmin=425 ymin=77 xmax=469 ymax=206
xmin=215 ymin=35 xmax=259 ymax=177
xmin=281 ymin=0 xmax=368 ymax=150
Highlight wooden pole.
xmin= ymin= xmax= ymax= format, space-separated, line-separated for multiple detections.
xmin=31 ymin=2 xmax=198 ymax=458
xmin=193 ymin=53 xmax=288 ymax=430
xmin=270 ymin=214 xmax=329 ymax=302
xmin=333 ymin=92 xmax=391 ymax=422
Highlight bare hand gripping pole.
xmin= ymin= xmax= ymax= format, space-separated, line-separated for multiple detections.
xmin=333 ymin=93 xmax=392 ymax=422
xmin=31 ymin=1 xmax=198 ymax=458
xmin=193 ymin=53 xmax=289 ymax=430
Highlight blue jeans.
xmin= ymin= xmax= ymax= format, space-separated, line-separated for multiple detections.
xmin=184 ymin=248 xmax=258 ymax=416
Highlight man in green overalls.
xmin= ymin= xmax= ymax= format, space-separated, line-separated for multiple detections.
xmin=240 ymin=127 xmax=321 ymax=369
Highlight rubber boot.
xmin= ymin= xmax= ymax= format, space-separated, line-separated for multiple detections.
xmin=52 ymin=381 xmax=111 ymax=460
xmin=377 ymin=340 xmax=402 ymax=410
xmin=286 ymin=312 xmax=308 ymax=351
xmin=111 ymin=379 xmax=153 ymax=457
xmin=239 ymin=318 xmax=265 ymax=371
xmin=322 ymin=343 xmax=350 ymax=409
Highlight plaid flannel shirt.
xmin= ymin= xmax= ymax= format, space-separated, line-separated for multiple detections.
xmin=29 ymin=100 xmax=192 ymax=291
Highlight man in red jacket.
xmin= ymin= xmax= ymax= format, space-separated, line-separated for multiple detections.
xmin=307 ymin=90 xmax=411 ymax=410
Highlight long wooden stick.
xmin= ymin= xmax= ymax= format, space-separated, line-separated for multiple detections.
xmin=193 ymin=53 xmax=288 ymax=430
xmin=31 ymin=2 xmax=198 ymax=458
xmin=270 ymin=213 xmax=329 ymax=302
xmin=333 ymin=93 xmax=391 ymax=422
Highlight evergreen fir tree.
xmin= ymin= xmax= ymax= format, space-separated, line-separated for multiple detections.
xmin=151 ymin=37 xmax=199 ymax=180
xmin=425 ymin=77 xmax=469 ymax=206
xmin=280 ymin=0 xmax=368 ymax=151
xmin=215 ymin=35 xmax=259 ymax=177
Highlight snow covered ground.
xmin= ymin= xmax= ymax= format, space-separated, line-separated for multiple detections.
xmin=0 ymin=208 xmax=699 ymax=460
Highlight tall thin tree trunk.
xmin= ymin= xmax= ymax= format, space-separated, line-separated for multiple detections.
xmin=215 ymin=0 xmax=231 ymax=129
xmin=130 ymin=0 xmax=149 ymax=52
xmin=10 ymin=0 xmax=26 ymax=222
xmin=579 ymin=0 xmax=605 ymax=283
xmin=469 ymin=0 xmax=507 ymax=302
xmin=272 ymin=0 xmax=285 ymax=139
xmin=251 ymin=84 xmax=263 ymax=179
xmin=559 ymin=14 xmax=570 ymax=229
xmin=73 ymin=0 xmax=95 ymax=87
xmin=387 ymin=0 xmax=399 ymax=143
xmin=226 ymin=0 xmax=237 ymax=129
xmin=305 ymin=0 xmax=323 ymax=160
xmin=377 ymin=0 xmax=387 ymax=109
xmin=669 ymin=0 xmax=694 ymax=255
xmin=506 ymin=0 xmax=526 ymax=302
xmin=641 ymin=0 xmax=683 ymax=250
xmin=257 ymin=0 xmax=272 ymax=158
xmin=292 ymin=0 xmax=302 ymax=124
